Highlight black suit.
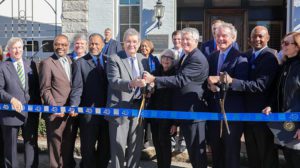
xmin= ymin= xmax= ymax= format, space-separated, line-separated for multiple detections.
xmin=70 ymin=53 xmax=110 ymax=168
xmin=230 ymin=47 xmax=279 ymax=168
xmin=0 ymin=59 xmax=40 ymax=168
xmin=154 ymin=48 xmax=209 ymax=168
xmin=206 ymin=47 xmax=248 ymax=168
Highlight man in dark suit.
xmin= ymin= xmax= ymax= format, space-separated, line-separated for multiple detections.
xmin=102 ymin=28 xmax=122 ymax=57
xmin=106 ymin=28 xmax=149 ymax=168
xmin=144 ymin=27 xmax=209 ymax=168
xmin=0 ymin=37 xmax=40 ymax=168
xmin=200 ymin=20 xmax=239 ymax=58
xmin=39 ymin=34 xmax=77 ymax=168
xmin=69 ymin=33 xmax=110 ymax=168
xmin=207 ymin=23 xmax=248 ymax=168
xmin=220 ymin=26 xmax=279 ymax=168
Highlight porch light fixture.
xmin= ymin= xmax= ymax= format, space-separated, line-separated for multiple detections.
xmin=154 ymin=0 xmax=165 ymax=29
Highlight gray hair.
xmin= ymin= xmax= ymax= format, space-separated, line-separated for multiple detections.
xmin=123 ymin=28 xmax=141 ymax=42
xmin=89 ymin=33 xmax=104 ymax=41
xmin=216 ymin=22 xmax=237 ymax=41
xmin=6 ymin=37 xmax=23 ymax=50
xmin=160 ymin=49 xmax=176 ymax=60
xmin=73 ymin=33 xmax=88 ymax=43
xmin=181 ymin=27 xmax=200 ymax=43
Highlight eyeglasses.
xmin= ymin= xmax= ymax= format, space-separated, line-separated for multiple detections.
xmin=54 ymin=43 xmax=68 ymax=47
xmin=281 ymin=41 xmax=295 ymax=46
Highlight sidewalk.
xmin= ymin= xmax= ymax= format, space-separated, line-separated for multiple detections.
xmin=17 ymin=135 xmax=284 ymax=168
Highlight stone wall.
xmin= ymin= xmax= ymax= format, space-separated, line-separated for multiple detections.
xmin=62 ymin=0 xmax=89 ymax=42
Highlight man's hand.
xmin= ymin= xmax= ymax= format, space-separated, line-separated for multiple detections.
xmin=208 ymin=76 xmax=220 ymax=85
xmin=208 ymin=83 xmax=220 ymax=92
xmin=220 ymin=72 xmax=233 ymax=84
xmin=69 ymin=108 xmax=78 ymax=117
xmin=129 ymin=78 xmax=146 ymax=88
xmin=262 ymin=106 xmax=272 ymax=115
xmin=294 ymin=129 xmax=300 ymax=140
xmin=53 ymin=112 xmax=65 ymax=118
xmin=170 ymin=125 xmax=177 ymax=136
xmin=143 ymin=71 xmax=155 ymax=84
xmin=10 ymin=97 xmax=23 ymax=113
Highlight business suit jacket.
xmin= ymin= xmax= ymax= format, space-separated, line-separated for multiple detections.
xmin=106 ymin=51 xmax=149 ymax=122
xmin=155 ymin=48 xmax=209 ymax=122
xmin=0 ymin=58 xmax=40 ymax=126
xmin=200 ymin=39 xmax=240 ymax=58
xmin=39 ymin=54 xmax=75 ymax=168
xmin=230 ymin=47 xmax=279 ymax=112
xmin=70 ymin=53 xmax=110 ymax=168
xmin=104 ymin=39 xmax=122 ymax=57
xmin=39 ymin=54 xmax=72 ymax=107
xmin=207 ymin=47 xmax=248 ymax=113
xmin=0 ymin=58 xmax=40 ymax=168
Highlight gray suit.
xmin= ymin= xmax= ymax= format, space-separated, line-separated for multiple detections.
xmin=106 ymin=50 xmax=149 ymax=168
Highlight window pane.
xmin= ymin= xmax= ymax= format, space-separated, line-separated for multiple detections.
xmin=131 ymin=6 xmax=140 ymax=23
xmin=42 ymin=40 xmax=54 ymax=52
xmin=212 ymin=0 xmax=240 ymax=7
xmin=25 ymin=41 xmax=39 ymax=52
xmin=120 ymin=7 xmax=129 ymax=24
xmin=120 ymin=25 xmax=130 ymax=42
xmin=177 ymin=0 xmax=204 ymax=7
xmin=248 ymin=0 xmax=283 ymax=6
xmin=130 ymin=25 xmax=140 ymax=32
xmin=120 ymin=0 xmax=140 ymax=5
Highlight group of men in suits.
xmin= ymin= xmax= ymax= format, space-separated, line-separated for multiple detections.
xmin=0 ymin=22 xmax=281 ymax=168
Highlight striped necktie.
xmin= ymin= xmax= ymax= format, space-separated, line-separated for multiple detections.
xmin=17 ymin=62 xmax=25 ymax=89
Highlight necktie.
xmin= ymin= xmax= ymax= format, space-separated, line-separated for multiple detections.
xmin=250 ymin=53 xmax=256 ymax=65
xmin=130 ymin=57 xmax=141 ymax=99
xmin=62 ymin=57 xmax=71 ymax=81
xmin=217 ymin=53 xmax=225 ymax=74
xmin=17 ymin=62 xmax=25 ymax=89
xmin=97 ymin=57 xmax=102 ymax=70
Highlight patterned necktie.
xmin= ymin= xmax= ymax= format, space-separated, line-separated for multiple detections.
xmin=62 ymin=57 xmax=71 ymax=81
xmin=97 ymin=57 xmax=102 ymax=70
xmin=17 ymin=62 xmax=25 ymax=89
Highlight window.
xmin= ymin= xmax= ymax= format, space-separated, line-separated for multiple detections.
xmin=119 ymin=0 xmax=140 ymax=42
xmin=25 ymin=41 xmax=39 ymax=52
xmin=248 ymin=0 xmax=283 ymax=6
xmin=42 ymin=40 xmax=54 ymax=52
xmin=212 ymin=0 xmax=241 ymax=7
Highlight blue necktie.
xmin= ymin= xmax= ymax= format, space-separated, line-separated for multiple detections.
xmin=217 ymin=53 xmax=225 ymax=74
xmin=250 ymin=53 xmax=256 ymax=65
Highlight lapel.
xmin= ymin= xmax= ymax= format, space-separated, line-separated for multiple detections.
xmin=6 ymin=58 xmax=25 ymax=91
xmin=50 ymin=54 xmax=70 ymax=82
xmin=86 ymin=53 xmax=96 ymax=69
xmin=210 ymin=51 xmax=220 ymax=75
xmin=120 ymin=51 xmax=133 ymax=80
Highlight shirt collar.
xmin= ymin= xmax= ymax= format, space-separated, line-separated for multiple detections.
xmin=252 ymin=46 xmax=267 ymax=58
xmin=220 ymin=45 xmax=232 ymax=58
xmin=10 ymin=57 xmax=23 ymax=64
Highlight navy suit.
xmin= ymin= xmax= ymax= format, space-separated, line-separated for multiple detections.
xmin=200 ymin=39 xmax=239 ymax=58
xmin=206 ymin=47 xmax=248 ymax=168
xmin=230 ymin=47 xmax=279 ymax=168
xmin=70 ymin=53 xmax=110 ymax=168
xmin=0 ymin=58 xmax=40 ymax=168
xmin=155 ymin=48 xmax=209 ymax=168
xmin=103 ymin=39 xmax=122 ymax=57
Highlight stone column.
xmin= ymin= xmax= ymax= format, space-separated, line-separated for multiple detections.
xmin=62 ymin=0 xmax=88 ymax=41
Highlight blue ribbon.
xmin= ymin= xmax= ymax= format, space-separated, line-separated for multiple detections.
xmin=1 ymin=103 xmax=300 ymax=121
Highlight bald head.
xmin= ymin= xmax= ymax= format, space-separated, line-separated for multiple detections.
xmin=250 ymin=26 xmax=270 ymax=50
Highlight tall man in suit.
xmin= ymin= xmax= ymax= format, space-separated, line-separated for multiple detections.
xmin=0 ymin=37 xmax=40 ymax=168
xmin=206 ymin=23 xmax=248 ymax=168
xmin=39 ymin=34 xmax=77 ymax=168
xmin=220 ymin=26 xmax=279 ymax=168
xmin=106 ymin=28 xmax=149 ymax=168
xmin=69 ymin=33 xmax=110 ymax=168
xmin=144 ymin=27 xmax=209 ymax=168
xmin=102 ymin=28 xmax=122 ymax=57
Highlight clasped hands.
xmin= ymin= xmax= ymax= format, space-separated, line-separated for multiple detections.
xmin=207 ymin=72 xmax=233 ymax=92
